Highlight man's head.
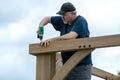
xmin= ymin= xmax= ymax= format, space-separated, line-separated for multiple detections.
xmin=57 ymin=2 xmax=76 ymax=15
xmin=57 ymin=2 xmax=77 ymax=24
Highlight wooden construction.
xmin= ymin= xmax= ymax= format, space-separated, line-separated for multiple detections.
xmin=29 ymin=34 xmax=120 ymax=80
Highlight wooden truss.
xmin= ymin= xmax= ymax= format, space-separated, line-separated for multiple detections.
xmin=29 ymin=34 xmax=120 ymax=80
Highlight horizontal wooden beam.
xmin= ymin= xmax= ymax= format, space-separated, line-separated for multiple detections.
xmin=29 ymin=34 xmax=120 ymax=55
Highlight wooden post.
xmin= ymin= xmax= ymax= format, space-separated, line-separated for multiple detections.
xmin=36 ymin=53 xmax=56 ymax=80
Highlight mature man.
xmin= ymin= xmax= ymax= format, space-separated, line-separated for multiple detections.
xmin=38 ymin=2 xmax=92 ymax=80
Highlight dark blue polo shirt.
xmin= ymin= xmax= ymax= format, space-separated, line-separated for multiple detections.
xmin=51 ymin=15 xmax=92 ymax=65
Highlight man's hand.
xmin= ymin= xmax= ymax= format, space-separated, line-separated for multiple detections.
xmin=40 ymin=39 xmax=52 ymax=47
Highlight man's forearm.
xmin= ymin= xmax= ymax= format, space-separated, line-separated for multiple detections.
xmin=52 ymin=32 xmax=78 ymax=40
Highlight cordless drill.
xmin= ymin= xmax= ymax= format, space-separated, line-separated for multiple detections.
xmin=37 ymin=26 xmax=44 ymax=41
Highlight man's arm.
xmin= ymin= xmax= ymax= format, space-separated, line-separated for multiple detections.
xmin=39 ymin=16 xmax=51 ymax=26
xmin=37 ymin=16 xmax=51 ymax=33
xmin=40 ymin=31 xmax=78 ymax=47
xmin=53 ymin=31 xmax=78 ymax=40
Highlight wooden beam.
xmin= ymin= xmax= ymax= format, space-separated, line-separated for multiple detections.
xmin=92 ymin=67 xmax=119 ymax=80
xmin=52 ymin=48 xmax=94 ymax=80
xmin=29 ymin=34 xmax=120 ymax=55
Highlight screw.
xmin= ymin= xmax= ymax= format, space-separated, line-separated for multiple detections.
xmin=88 ymin=44 xmax=91 ymax=48
xmin=83 ymin=45 xmax=86 ymax=48
xmin=78 ymin=45 xmax=81 ymax=48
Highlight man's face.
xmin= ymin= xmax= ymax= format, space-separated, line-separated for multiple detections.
xmin=62 ymin=12 xmax=76 ymax=24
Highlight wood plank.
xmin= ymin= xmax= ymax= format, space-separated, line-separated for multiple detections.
xmin=92 ymin=67 xmax=119 ymax=80
xmin=29 ymin=34 xmax=120 ymax=55
xmin=52 ymin=48 xmax=94 ymax=80
xmin=36 ymin=53 xmax=56 ymax=80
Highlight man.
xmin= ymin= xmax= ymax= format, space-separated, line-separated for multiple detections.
xmin=38 ymin=2 xmax=92 ymax=80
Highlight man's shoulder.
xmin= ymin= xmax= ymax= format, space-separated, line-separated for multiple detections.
xmin=51 ymin=16 xmax=63 ymax=23
xmin=51 ymin=16 xmax=62 ymax=20
xmin=74 ymin=15 xmax=87 ymax=24
xmin=77 ymin=15 xmax=86 ymax=21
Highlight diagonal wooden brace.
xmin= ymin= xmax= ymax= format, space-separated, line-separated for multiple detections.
xmin=92 ymin=67 xmax=120 ymax=80
xmin=52 ymin=48 xmax=95 ymax=80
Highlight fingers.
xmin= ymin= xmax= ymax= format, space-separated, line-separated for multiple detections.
xmin=40 ymin=39 xmax=51 ymax=47
xmin=36 ymin=30 xmax=39 ymax=34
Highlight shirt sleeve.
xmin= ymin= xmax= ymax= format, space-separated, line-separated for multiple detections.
xmin=51 ymin=16 xmax=63 ymax=31
xmin=71 ymin=16 xmax=90 ymax=38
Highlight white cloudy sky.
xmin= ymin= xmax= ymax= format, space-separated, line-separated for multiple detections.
xmin=0 ymin=0 xmax=120 ymax=80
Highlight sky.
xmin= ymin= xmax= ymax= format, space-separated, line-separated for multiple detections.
xmin=0 ymin=0 xmax=120 ymax=80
